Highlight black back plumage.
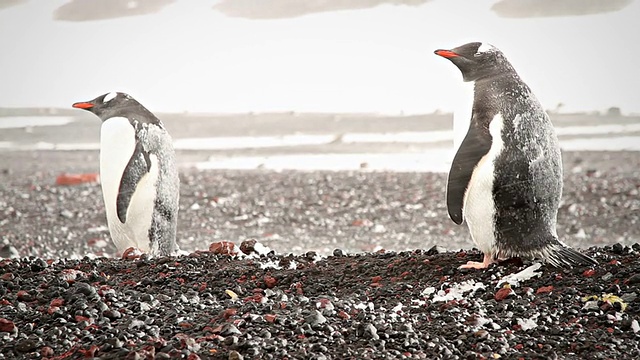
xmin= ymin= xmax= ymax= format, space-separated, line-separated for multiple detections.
xmin=436 ymin=42 xmax=597 ymax=267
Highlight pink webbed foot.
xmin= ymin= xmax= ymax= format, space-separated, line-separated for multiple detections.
xmin=459 ymin=253 xmax=496 ymax=269
xmin=121 ymin=247 xmax=143 ymax=260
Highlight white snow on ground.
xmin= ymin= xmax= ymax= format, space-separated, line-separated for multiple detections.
xmin=497 ymin=263 xmax=543 ymax=288
xmin=423 ymin=280 xmax=486 ymax=302
xmin=517 ymin=317 xmax=538 ymax=331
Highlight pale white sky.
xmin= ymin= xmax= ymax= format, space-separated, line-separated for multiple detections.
xmin=0 ymin=0 xmax=637 ymax=114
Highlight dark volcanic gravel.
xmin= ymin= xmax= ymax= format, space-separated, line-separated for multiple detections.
xmin=1 ymin=245 xmax=640 ymax=359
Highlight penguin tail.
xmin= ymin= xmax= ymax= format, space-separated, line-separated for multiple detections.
xmin=544 ymin=244 xmax=598 ymax=268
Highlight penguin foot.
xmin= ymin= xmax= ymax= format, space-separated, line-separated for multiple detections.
xmin=459 ymin=254 xmax=495 ymax=269
xmin=121 ymin=247 xmax=143 ymax=260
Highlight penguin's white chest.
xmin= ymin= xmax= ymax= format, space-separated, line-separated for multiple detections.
xmin=100 ymin=117 xmax=159 ymax=253
xmin=463 ymin=113 xmax=504 ymax=254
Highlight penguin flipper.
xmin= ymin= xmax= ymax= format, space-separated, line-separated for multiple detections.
xmin=446 ymin=120 xmax=492 ymax=225
xmin=116 ymin=140 xmax=152 ymax=223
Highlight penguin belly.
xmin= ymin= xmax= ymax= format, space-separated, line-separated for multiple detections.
xmin=99 ymin=118 xmax=157 ymax=253
xmin=463 ymin=114 xmax=505 ymax=256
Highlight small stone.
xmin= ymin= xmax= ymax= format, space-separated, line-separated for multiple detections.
xmin=229 ymin=350 xmax=244 ymax=360
xmin=305 ymin=310 xmax=327 ymax=326
xmin=239 ymin=239 xmax=257 ymax=254
xmin=15 ymin=339 xmax=39 ymax=353
xmin=60 ymin=209 xmax=74 ymax=219
xmin=0 ymin=318 xmax=16 ymax=333
xmin=0 ymin=245 xmax=19 ymax=259
xmin=612 ymin=243 xmax=624 ymax=254
xmin=209 ymin=241 xmax=237 ymax=255
xmin=627 ymin=274 xmax=640 ymax=284
xmin=220 ymin=324 xmax=242 ymax=336
xmin=364 ymin=323 xmax=379 ymax=340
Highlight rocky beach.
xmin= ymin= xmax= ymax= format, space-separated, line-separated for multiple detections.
xmin=0 ymin=112 xmax=639 ymax=359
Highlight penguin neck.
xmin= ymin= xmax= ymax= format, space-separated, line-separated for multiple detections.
xmin=472 ymin=71 xmax=529 ymax=119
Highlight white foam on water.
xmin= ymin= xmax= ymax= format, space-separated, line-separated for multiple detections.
xmin=0 ymin=116 xmax=75 ymax=129
xmin=173 ymin=134 xmax=336 ymax=150
xmin=196 ymin=151 xmax=455 ymax=173
xmin=341 ymin=130 xmax=454 ymax=144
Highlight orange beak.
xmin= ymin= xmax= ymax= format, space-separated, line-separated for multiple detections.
xmin=434 ymin=49 xmax=459 ymax=59
xmin=72 ymin=102 xmax=94 ymax=109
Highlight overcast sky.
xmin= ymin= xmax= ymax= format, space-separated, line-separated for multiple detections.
xmin=0 ymin=0 xmax=637 ymax=114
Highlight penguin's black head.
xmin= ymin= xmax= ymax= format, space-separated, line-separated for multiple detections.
xmin=72 ymin=92 xmax=136 ymax=121
xmin=435 ymin=42 xmax=510 ymax=82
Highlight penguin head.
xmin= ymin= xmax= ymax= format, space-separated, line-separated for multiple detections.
xmin=72 ymin=92 xmax=137 ymax=121
xmin=435 ymin=42 xmax=510 ymax=82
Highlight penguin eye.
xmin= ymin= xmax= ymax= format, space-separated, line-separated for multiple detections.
xmin=103 ymin=92 xmax=117 ymax=103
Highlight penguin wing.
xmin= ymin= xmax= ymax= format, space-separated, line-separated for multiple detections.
xmin=446 ymin=120 xmax=492 ymax=224
xmin=116 ymin=139 xmax=152 ymax=223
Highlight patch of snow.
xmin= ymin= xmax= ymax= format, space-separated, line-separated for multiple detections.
xmin=428 ymin=280 xmax=486 ymax=302
xmin=259 ymin=260 xmax=282 ymax=269
xmin=497 ymin=263 xmax=543 ymax=288
xmin=517 ymin=317 xmax=538 ymax=331
xmin=253 ymin=242 xmax=272 ymax=256
xmin=392 ymin=303 xmax=403 ymax=313
xmin=421 ymin=287 xmax=436 ymax=296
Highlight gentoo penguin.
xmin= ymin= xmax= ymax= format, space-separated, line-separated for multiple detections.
xmin=434 ymin=42 xmax=596 ymax=269
xmin=72 ymin=92 xmax=180 ymax=256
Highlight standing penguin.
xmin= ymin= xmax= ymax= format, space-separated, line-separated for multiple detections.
xmin=434 ymin=42 xmax=596 ymax=269
xmin=72 ymin=92 xmax=180 ymax=256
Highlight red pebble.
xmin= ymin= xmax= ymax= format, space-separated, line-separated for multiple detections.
xmin=338 ymin=311 xmax=350 ymax=320
xmin=222 ymin=308 xmax=237 ymax=319
xmin=264 ymin=314 xmax=277 ymax=323
xmin=40 ymin=346 xmax=54 ymax=357
xmin=536 ymin=286 xmax=554 ymax=294
xmin=0 ymin=273 xmax=13 ymax=281
xmin=16 ymin=290 xmax=30 ymax=301
xmin=0 ymin=318 xmax=15 ymax=332
xmin=75 ymin=315 xmax=91 ymax=323
xmin=264 ymin=275 xmax=277 ymax=288
xmin=209 ymin=241 xmax=237 ymax=255
xmin=371 ymin=276 xmax=382 ymax=283
xmin=55 ymin=173 xmax=99 ymax=186
xmin=51 ymin=298 xmax=65 ymax=307
xmin=583 ymin=269 xmax=596 ymax=277
xmin=495 ymin=287 xmax=513 ymax=301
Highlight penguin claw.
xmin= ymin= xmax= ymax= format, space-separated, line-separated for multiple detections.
xmin=459 ymin=254 xmax=495 ymax=269
xmin=121 ymin=247 xmax=143 ymax=260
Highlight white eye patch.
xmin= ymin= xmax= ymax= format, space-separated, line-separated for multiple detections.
xmin=476 ymin=43 xmax=495 ymax=55
xmin=103 ymin=92 xmax=117 ymax=103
